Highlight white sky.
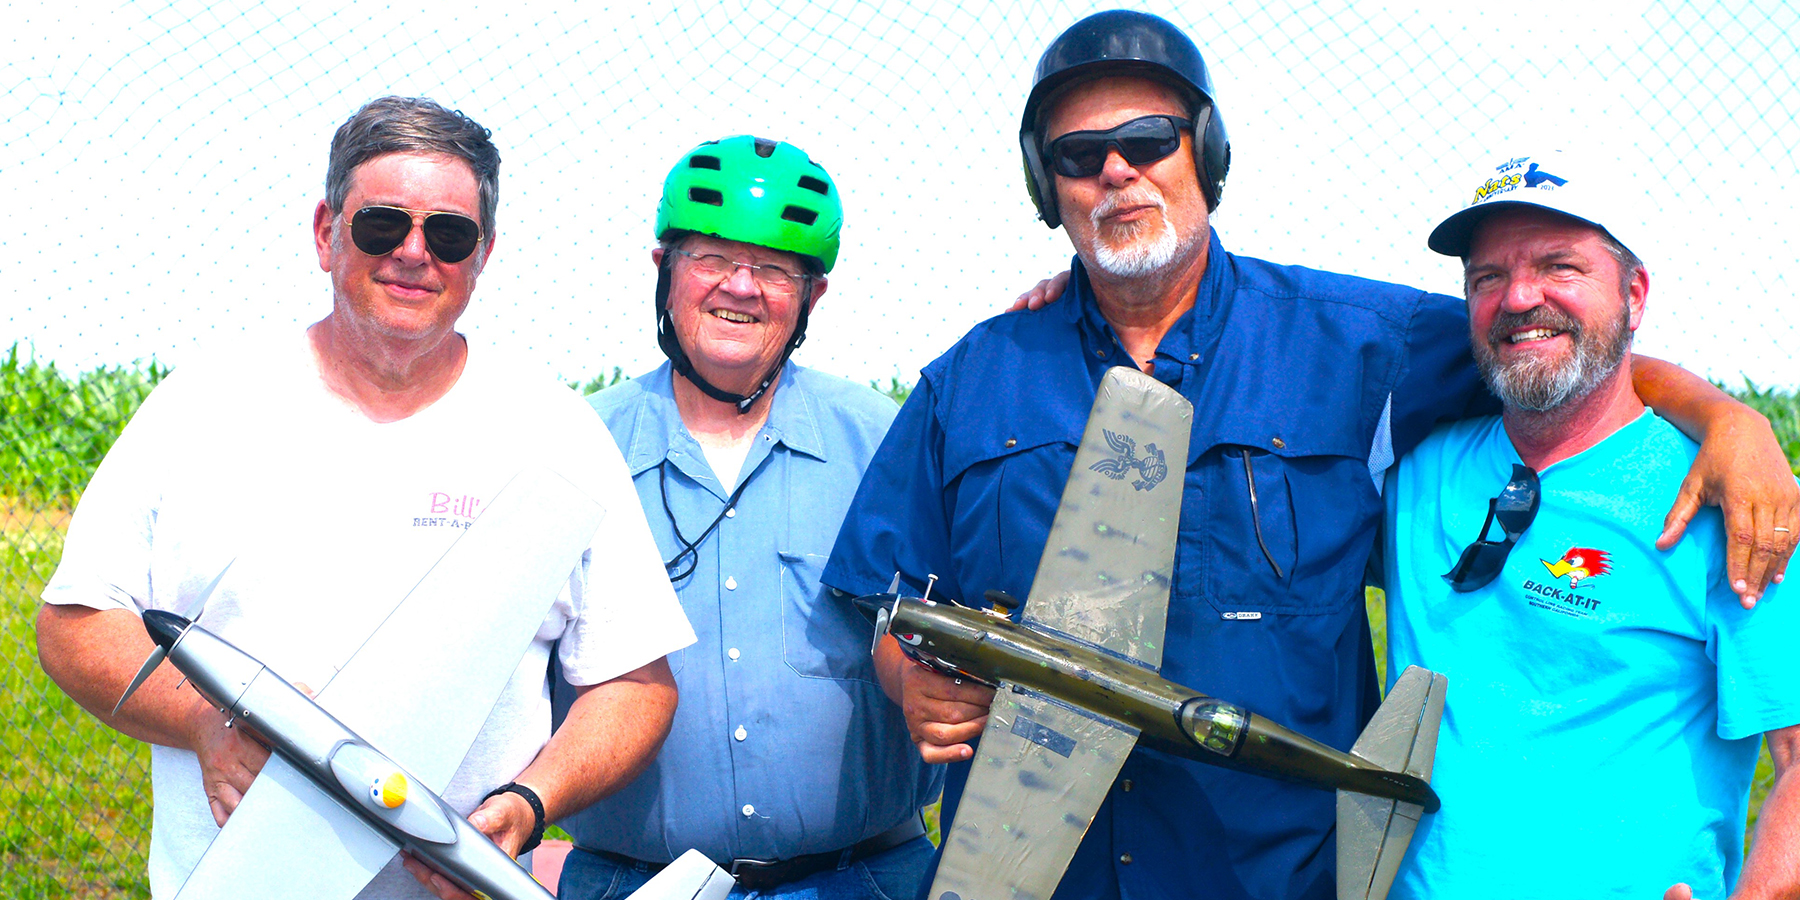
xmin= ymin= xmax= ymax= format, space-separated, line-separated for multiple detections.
xmin=5 ymin=0 xmax=1796 ymax=388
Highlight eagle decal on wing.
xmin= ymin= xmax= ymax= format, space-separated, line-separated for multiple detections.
xmin=1088 ymin=429 xmax=1169 ymax=491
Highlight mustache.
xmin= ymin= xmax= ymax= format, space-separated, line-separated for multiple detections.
xmin=1090 ymin=189 xmax=1167 ymax=225
xmin=1487 ymin=306 xmax=1582 ymax=345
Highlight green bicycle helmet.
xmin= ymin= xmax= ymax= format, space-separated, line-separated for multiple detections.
xmin=656 ymin=135 xmax=842 ymax=272
xmin=653 ymin=136 xmax=843 ymax=414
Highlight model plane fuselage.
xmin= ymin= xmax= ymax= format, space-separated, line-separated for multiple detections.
xmin=859 ymin=594 xmax=1440 ymax=811
xmin=141 ymin=607 xmax=554 ymax=900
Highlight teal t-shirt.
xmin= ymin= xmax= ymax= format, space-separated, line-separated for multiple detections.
xmin=1383 ymin=410 xmax=1800 ymax=899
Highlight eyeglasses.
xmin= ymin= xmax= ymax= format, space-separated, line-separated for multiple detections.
xmin=1441 ymin=464 xmax=1541 ymax=593
xmin=1044 ymin=115 xmax=1193 ymax=178
xmin=674 ymin=249 xmax=806 ymax=295
xmin=350 ymin=205 xmax=484 ymax=263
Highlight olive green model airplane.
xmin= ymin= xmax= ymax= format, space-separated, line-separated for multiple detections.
xmin=856 ymin=367 xmax=1446 ymax=900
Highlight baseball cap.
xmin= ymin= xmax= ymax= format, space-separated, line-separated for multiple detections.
xmin=1428 ymin=149 xmax=1646 ymax=260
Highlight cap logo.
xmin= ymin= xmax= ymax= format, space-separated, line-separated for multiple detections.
xmin=1523 ymin=162 xmax=1567 ymax=188
xmin=1471 ymin=157 xmax=1570 ymax=205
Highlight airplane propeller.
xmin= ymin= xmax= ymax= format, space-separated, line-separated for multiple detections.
xmin=112 ymin=562 xmax=232 ymax=716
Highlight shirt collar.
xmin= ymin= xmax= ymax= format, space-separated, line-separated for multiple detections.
xmin=1064 ymin=228 xmax=1232 ymax=369
xmin=615 ymin=360 xmax=828 ymax=477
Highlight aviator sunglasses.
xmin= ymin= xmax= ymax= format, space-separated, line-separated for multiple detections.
xmin=1044 ymin=114 xmax=1193 ymax=178
xmin=1441 ymin=464 xmax=1542 ymax=593
xmin=350 ymin=205 xmax=484 ymax=263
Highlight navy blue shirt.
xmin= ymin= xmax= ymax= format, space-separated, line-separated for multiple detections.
xmin=823 ymin=233 xmax=1489 ymax=900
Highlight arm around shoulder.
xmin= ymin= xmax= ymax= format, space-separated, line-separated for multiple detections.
xmin=1631 ymin=355 xmax=1798 ymax=606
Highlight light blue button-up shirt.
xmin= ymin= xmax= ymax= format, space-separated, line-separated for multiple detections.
xmin=554 ymin=361 xmax=941 ymax=865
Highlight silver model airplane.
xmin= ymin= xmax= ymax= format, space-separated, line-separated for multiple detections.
xmin=113 ymin=468 xmax=734 ymax=900
xmin=857 ymin=367 xmax=1446 ymax=900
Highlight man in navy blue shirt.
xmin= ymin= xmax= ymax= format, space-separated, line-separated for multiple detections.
xmin=824 ymin=11 xmax=1796 ymax=900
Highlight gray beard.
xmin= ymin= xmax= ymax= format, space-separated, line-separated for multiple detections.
xmin=1086 ymin=196 xmax=1196 ymax=278
xmin=1472 ymin=301 xmax=1632 ymax=412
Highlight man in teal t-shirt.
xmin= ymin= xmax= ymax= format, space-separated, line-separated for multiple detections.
xmin=1383 ymin=149 xmax=1800 ymax=900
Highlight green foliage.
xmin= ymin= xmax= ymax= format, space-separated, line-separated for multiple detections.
xmin=2 ymin=521 xmax=151 ymax=898
xmin=1 ymin=344 xmax=168 ymax=507
xmin=1726 ymin=379 xmax=1800 ymax=475
xmin=569 ymin=367 xmax=630 ymax=397
xmin=870 ymin=375 xmax=912 ymax=406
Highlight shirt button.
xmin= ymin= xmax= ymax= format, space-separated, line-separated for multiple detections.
xmin=1120 ymin=779 xmax=1134 ymax=792
xmin=725 ymin=576 xmax=738 ymax=590
xmin=725 ymin=507 xmax=736 ymax=518
xmin=1095 ymin=349 xmax=1106 ymax=358
xmin=734 ymin=725 xmax=747 ymax=741
xmin=1004 ymin=438 xmax=1017 ymax=448
xmin=1189 ymin=353 xmax=1199 ymax=361
xmin=1119 ymin=853 xmax=1133 ymax=865
xmin=728 ymin=648 xmax=741 ymax=660
xmin=742 ymin=804 xmax=755 ymax=817
xmin=1272 ymin=437 xmax=1286 ymax=449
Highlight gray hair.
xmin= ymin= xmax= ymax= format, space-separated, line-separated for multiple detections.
xmin=1596 ymin=231 xmax=1645 ymax=300
xmin=324 ymin=96 xmax=501 ymax=238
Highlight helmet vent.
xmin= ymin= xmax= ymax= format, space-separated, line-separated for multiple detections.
xmin=753 ymin=137 xmax=778 ymax=158
xmin=796 ymin=175 xmax=830 ymax=196
xmin=689 ymin=155 xmax=721 ymax=170
xmin=781 ymin=205 xmax=818 ymax=226
xmin=688 ymin=187 xmax=725 ymax=206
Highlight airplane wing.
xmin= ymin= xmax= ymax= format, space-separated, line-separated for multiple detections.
xmin=1336 ymin=666 xmax=1449 ymax=900
xmin=175 ymin=754 xmax=399 ymax=900
xmin=174 ymin=468 xmax=601 ymax=900
xmin=1023 ymin=367 xmax=1192 ymax=669
xmin=928 ymin=683 xmax=1140 ymax=900
xmin=625 ymin=849 xmax=736 ymax=900
xmin=315 ymin=466 xmax=606 ymax=789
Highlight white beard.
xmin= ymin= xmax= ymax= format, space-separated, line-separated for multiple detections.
xmin=1086 ymin=192 xmax=1194 ymax=278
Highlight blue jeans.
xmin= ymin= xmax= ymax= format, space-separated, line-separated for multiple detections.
xmin=559 ymin=836 xmax=935 ymax=900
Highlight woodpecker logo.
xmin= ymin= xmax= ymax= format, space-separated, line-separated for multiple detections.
xmin=1540 ymin=547 xmax=1611 ymax=588
xmin=1090 ymin=429 xmax=1169 ymax=491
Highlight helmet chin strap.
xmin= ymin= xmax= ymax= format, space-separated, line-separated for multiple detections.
xmin=654 ymin=252 xmax=813 ymax=415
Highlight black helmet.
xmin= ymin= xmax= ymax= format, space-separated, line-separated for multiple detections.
xmin=1020 ymin=10 xmax=1231 ymax=228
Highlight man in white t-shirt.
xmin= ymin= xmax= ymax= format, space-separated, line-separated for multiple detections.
xmin=36 ymin=96 xmax=696 ymax=900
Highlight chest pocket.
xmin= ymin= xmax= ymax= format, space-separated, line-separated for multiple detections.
xmin=777 ymin=452 xmax=880 ymax=684
xmin=1196 ymin=442 xmax=1380 ymax=616
xmin=778 ymin=550 xmax=877 ymax=682
xmin=944 ymin=435 xmax=1076 ymax=606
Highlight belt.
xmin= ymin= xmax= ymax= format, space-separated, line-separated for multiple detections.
xmin=581 ymin=812 xmax=927 ymax=892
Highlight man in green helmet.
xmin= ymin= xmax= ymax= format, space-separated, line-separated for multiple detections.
xmin=551 ymin=136 xmax=941 ymax=899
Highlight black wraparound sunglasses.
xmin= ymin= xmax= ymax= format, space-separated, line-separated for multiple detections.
xmin=1441 ymin=464 xmax=1541 ymax=593
xmin=1044 ymin=114 xmax=1193 ymax=178
xmin=350 ymin=205 xmax=484 ymax=263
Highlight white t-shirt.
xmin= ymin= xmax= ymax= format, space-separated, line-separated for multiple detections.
xmin=44 ymin=333 xmax=696 ymax=899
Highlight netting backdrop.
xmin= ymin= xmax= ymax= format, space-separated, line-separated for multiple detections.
xmin=3 ymin=1 xmax=1796 ymax=894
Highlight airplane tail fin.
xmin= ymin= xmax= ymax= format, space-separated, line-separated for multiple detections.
xmin=1335 ymin=665 xmax=1447 ymax=900
xmin=620 ymin=849 xmax=735 ymax=900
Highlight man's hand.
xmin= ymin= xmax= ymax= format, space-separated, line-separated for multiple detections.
xmin=1664 ymin=884 xmax=1692 ymax=900
xmin=191 ymin=710 xmax=271 ymax=827
xmin=401 ymin=790 xmax=536 ymax=900
xmin=1007 ymin=270 xmax=1072 ymax=313
xmin=896 ymin=657 xmax=996 ymax=764
xmin=1655 ymin=406 xmax=1799 ymax=607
